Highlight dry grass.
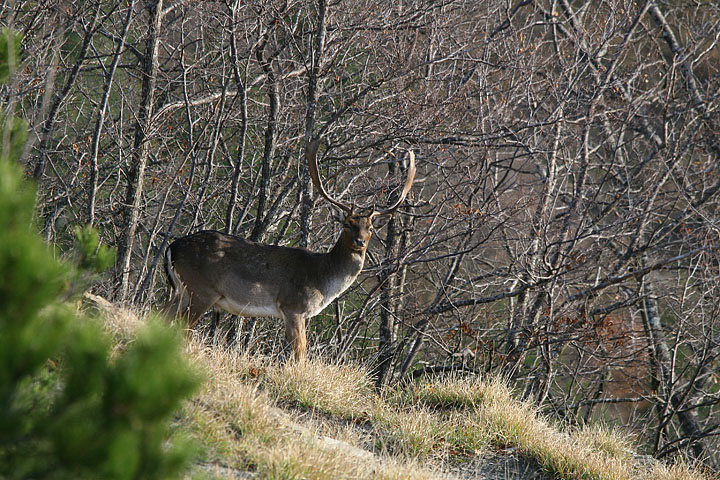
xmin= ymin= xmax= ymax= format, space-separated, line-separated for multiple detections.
xmin=177 ymin=323 xmax=448 ymax=479
xmin=265 ymin=358 xmax=375 ymax=419
xmin=84 ymin=296 xmax=715 ymax=480
xmin=395 ymin=374 xmax=646 ymax=479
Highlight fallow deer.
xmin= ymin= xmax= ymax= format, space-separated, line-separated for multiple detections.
xmin=163 ymin=139 xmax=415 ymax=361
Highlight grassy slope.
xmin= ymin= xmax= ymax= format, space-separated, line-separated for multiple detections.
xmin=86 ymin=294 xmax=712 ymax=480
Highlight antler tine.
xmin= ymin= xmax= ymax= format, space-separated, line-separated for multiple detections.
xmin=305 ymin=138 xmax=353 ymax=214
xmin=372 ymin=150 xmax=416 ymax=217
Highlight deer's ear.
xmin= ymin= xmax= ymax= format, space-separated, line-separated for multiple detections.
xmin=372 ymin=215 xmax=391 ymax=229
xmin=336 ymin=209 xmax=347 ymax=223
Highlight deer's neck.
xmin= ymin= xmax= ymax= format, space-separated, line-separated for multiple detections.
xmin=320 ymin=232 xmax=366 ymax=295
xmin=327 ymin=234 xmax=366 ymax=276
xmin=302 ymin=233 xmax=367 ymax=316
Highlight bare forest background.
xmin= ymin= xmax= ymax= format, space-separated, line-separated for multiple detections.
xmin=5 ymin=0 xmax=720 ymax=470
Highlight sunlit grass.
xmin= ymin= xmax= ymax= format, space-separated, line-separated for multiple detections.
xmin=265 ymin=358 xmax=374 ymax=419
xmin=87 ymin=295 xmax=714 ymax=480
xmin=389 ymin=373 xmax=511 ymax=410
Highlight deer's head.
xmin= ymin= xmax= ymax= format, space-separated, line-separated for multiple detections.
xmin=305 ymin=139 xmax=416 ymax=254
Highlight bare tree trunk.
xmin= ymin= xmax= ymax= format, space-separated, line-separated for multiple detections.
xmin=375 ymin=156 xmax=410 ymax=389
xmin=375 ymin=215 xmax=400 ymax=389
xmin=250 ymin=37 xmax=278 ymax=243
xmin=33 ymin=4 xmax=101 ymax=182
xmin=190 ymin=84 xmax=226 ymax=230
xmin=641 ymin=279 xmax=713 ymax=464
xmin=224 ymin=0 xmax=250 ymax=235
xmin=504 ymin=113 xmax=563 ymax=367
xmin=115 ymin=0 xmax=163 ymax=301
xmin=88 ymin=0 xmax=135 ymax=227
xmin=301 ymin=0 xmax=327 ymax=247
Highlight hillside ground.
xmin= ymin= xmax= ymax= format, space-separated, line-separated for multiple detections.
xmin=84 ymin=294 xmax=714 ymax=480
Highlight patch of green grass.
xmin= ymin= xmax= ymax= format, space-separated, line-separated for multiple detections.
xmin=445 ymin=414 xmax=493 ymax=453
xmin=374 ymin=405 xmax=447 ymax=458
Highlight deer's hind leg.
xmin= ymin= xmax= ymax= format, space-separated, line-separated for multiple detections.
xmin=163 ymin=250 xmax=195 ymax=322
xmin=161 ymin=285 xmax=191 ymax=321
xmin=162 ymin=284 xmax=218 ymax=332
xmin=183 ymin=291 xmax=220 ymax=330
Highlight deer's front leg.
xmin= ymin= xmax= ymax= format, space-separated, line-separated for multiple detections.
xmin=284 ymin=314 xmax=307 ymax=362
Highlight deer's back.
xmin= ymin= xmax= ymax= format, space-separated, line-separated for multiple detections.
xmin=168 ymin=230 xmax=348 ymax=318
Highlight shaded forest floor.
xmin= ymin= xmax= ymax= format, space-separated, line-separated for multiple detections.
xmin=84 ymin=294 xmax=713 ymax=480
